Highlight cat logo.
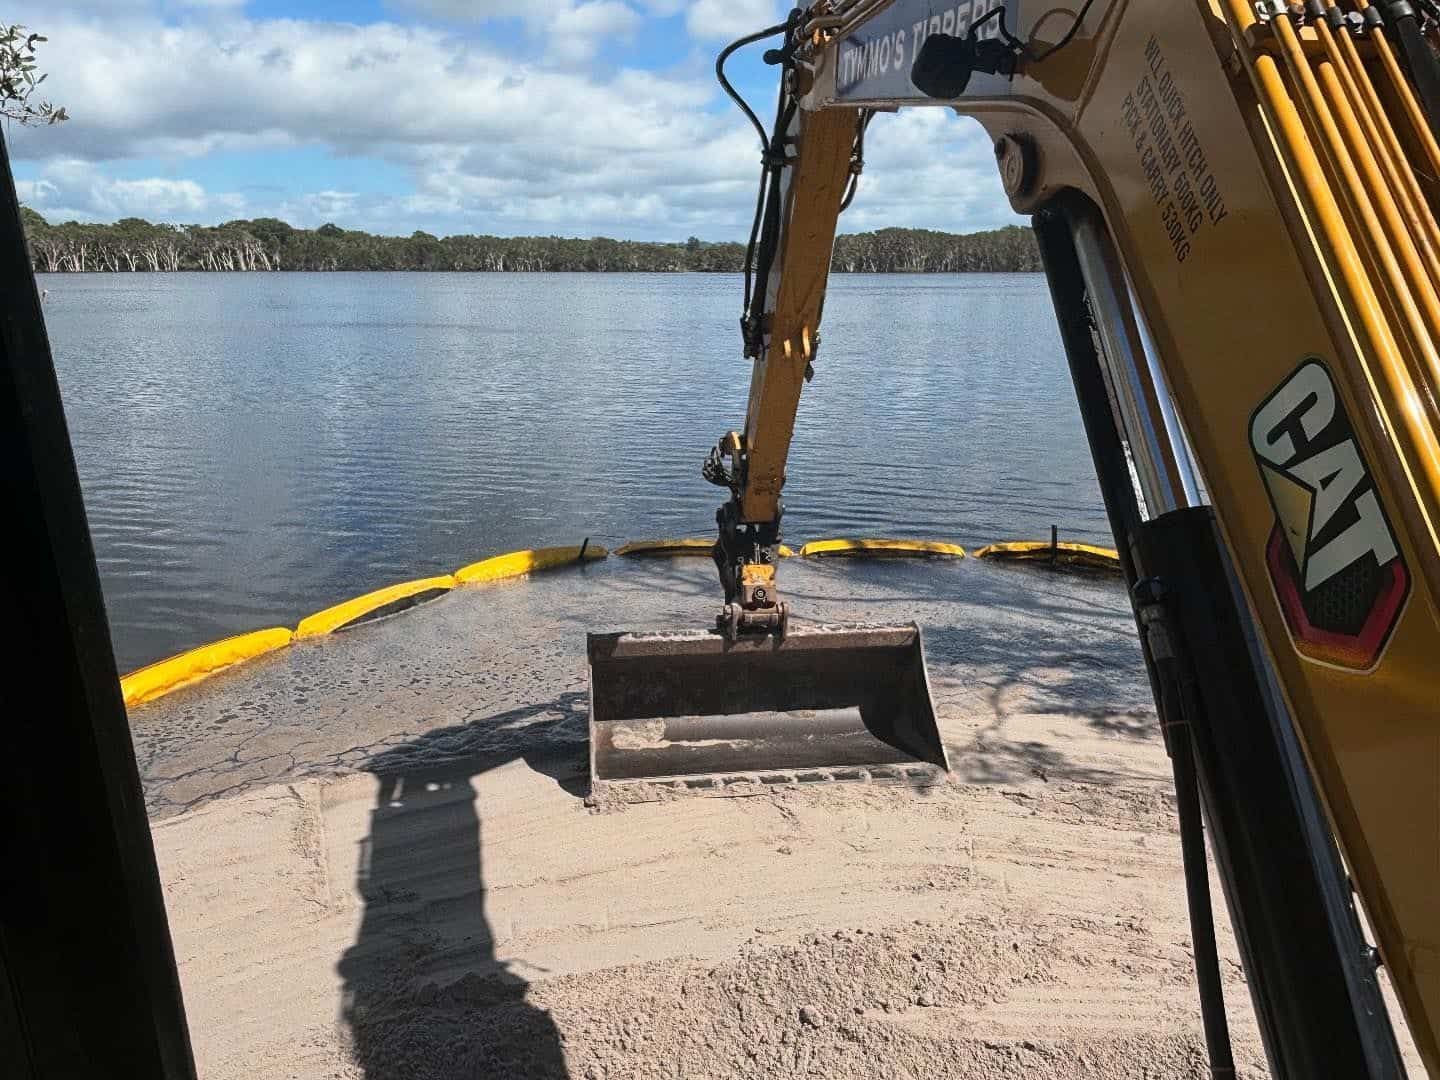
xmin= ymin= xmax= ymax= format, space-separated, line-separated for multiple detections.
xmin=1249 ymin=359 xmax=1409 ymax=670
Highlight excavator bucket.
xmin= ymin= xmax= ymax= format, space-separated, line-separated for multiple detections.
xmin=587 ymin=623 xmax=948 ymax=794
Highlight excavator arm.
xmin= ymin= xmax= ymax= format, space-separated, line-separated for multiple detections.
xmin=691 ymin=0 xmax=1440 ymax=1074
xmin=706 ymin=99 xmax=863 ymax=636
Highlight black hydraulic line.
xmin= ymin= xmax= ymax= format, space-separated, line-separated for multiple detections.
xmin=1380 ymin=0 xmax=1440 ymax=139
xmin=1034 ymin=191 xmax=1405 ymax=1079
xmin=1135 ymin=581 xmax=1236 ymax=1079
xmin=745 ymin=97 xmax=797 ymax=355
xmin=953 ymin=0 xmax=1097 ymax=70
xmin=839 ymin=110 xmax=873 ymax=214
xmin=717 ymin=9 xmax=807 ymax=345
xmin=714 ymin=19 xmax=791 ymax=153
xmin=1027 ymin=0 xmax=1099 ymax=61
xmin=1131 ymin=510 xmax=1407 ymax=1080
xmin=743 ymin=157 xmax=770 ymax=322
xmin=1169 ymin=727 xmax=1237 ymax=1079
xmin=0 ymin=134 xmax=197 ymax=1076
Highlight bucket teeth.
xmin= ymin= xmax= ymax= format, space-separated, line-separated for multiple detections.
xmin=586 ymin=623 xmax=948 ymax=794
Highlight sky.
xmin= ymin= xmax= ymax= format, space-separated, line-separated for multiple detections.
xmin=8 ymin=0 xmax=1022 ymax=241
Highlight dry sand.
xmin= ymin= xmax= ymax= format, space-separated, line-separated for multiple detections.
xmin=132 ymin=556 xmax=1420 ymax=1078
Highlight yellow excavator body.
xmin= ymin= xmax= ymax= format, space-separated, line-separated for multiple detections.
xmin=589 ymin=0 xmax=1440 ymax=1070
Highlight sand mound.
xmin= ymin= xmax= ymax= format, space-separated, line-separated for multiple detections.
xmin=137 ymin=559 xmax=1422 ymax=1077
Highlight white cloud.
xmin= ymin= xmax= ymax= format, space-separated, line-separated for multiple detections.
xmin=11 ymin=16 xmax=709 ymax=160
xmin=17 ymin=159 xmax=244 ymax=222
xmin=32 ymin=0 xmax=245 ymax=13
xmin=268 ymin=189 xmax=362 ymax=224
xmin=401 ymin=0 xmax=640 ymax=57
xmin=839 ymin=110 xmax=1019 ymax=233
xmin=36 ymin=0 xmax=153 ymax=12
xmin=407 ymin=0 xmax=783 ymax=44
xmin=566 ymin=1 xmax=642 ymax=38
xmin=405 ymin=0 xmax=567 ymax=15
xmin=14 ymin=178 xmax=54 ymax=205
xmin=547 ymin=1 xmax=643 ymax=59
xmin=10 ymin=10 xmax=1019 ymax=239
xmin=685 ymin=0 xmax=782 ymax=41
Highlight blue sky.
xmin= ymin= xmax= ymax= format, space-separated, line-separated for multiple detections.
xmin=10 ymin=0 xmax=1020 ymax=240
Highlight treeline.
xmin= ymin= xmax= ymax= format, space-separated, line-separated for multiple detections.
xmin=20 ymin=208 xmax=1040 ymax=274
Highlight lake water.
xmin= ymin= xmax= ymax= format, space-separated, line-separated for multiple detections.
xmin=41 ymin=272 xmax=1105 ymax=672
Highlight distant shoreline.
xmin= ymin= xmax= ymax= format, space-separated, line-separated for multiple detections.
xmin=21 ymin=209 xmax=1043 ymax=275
xmin=31 ymin=266 xmax=1046 ymax=275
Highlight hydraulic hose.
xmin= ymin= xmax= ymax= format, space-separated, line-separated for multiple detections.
xmin=1353 ymin=0 xmax=1440 ymax=179
xmin=1136 ymin=585 xmax=1236 ymax=1079
xmin=1324 ymin=0 xmax=1440 ymax=288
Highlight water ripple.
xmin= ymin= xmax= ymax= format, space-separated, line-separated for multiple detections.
xmin=45 ymin=271 xmax=1105 ymax=670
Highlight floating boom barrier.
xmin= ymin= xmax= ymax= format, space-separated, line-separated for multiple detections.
xmin=121 ymin=532 xmax=1113 ymax=709
xmin=797 ymin=538 xmax=965 ymax=559
xmin=119 ymin=628 xmax=296 ymax=708
xmin=972 ymin=538 xmax=1121 ymax=572
xmin=296 ymin=575 xmax=457 ymax=640
xmin=120 ymin=542 xmax=607 ymax=707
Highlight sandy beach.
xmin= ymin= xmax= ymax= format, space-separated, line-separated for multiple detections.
xmin=133 ymin=555 xmax=1405 ymax=1078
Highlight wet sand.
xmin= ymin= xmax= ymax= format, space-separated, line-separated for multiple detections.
xmin=136 ymin=556 xmax=1287 ymax=1078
